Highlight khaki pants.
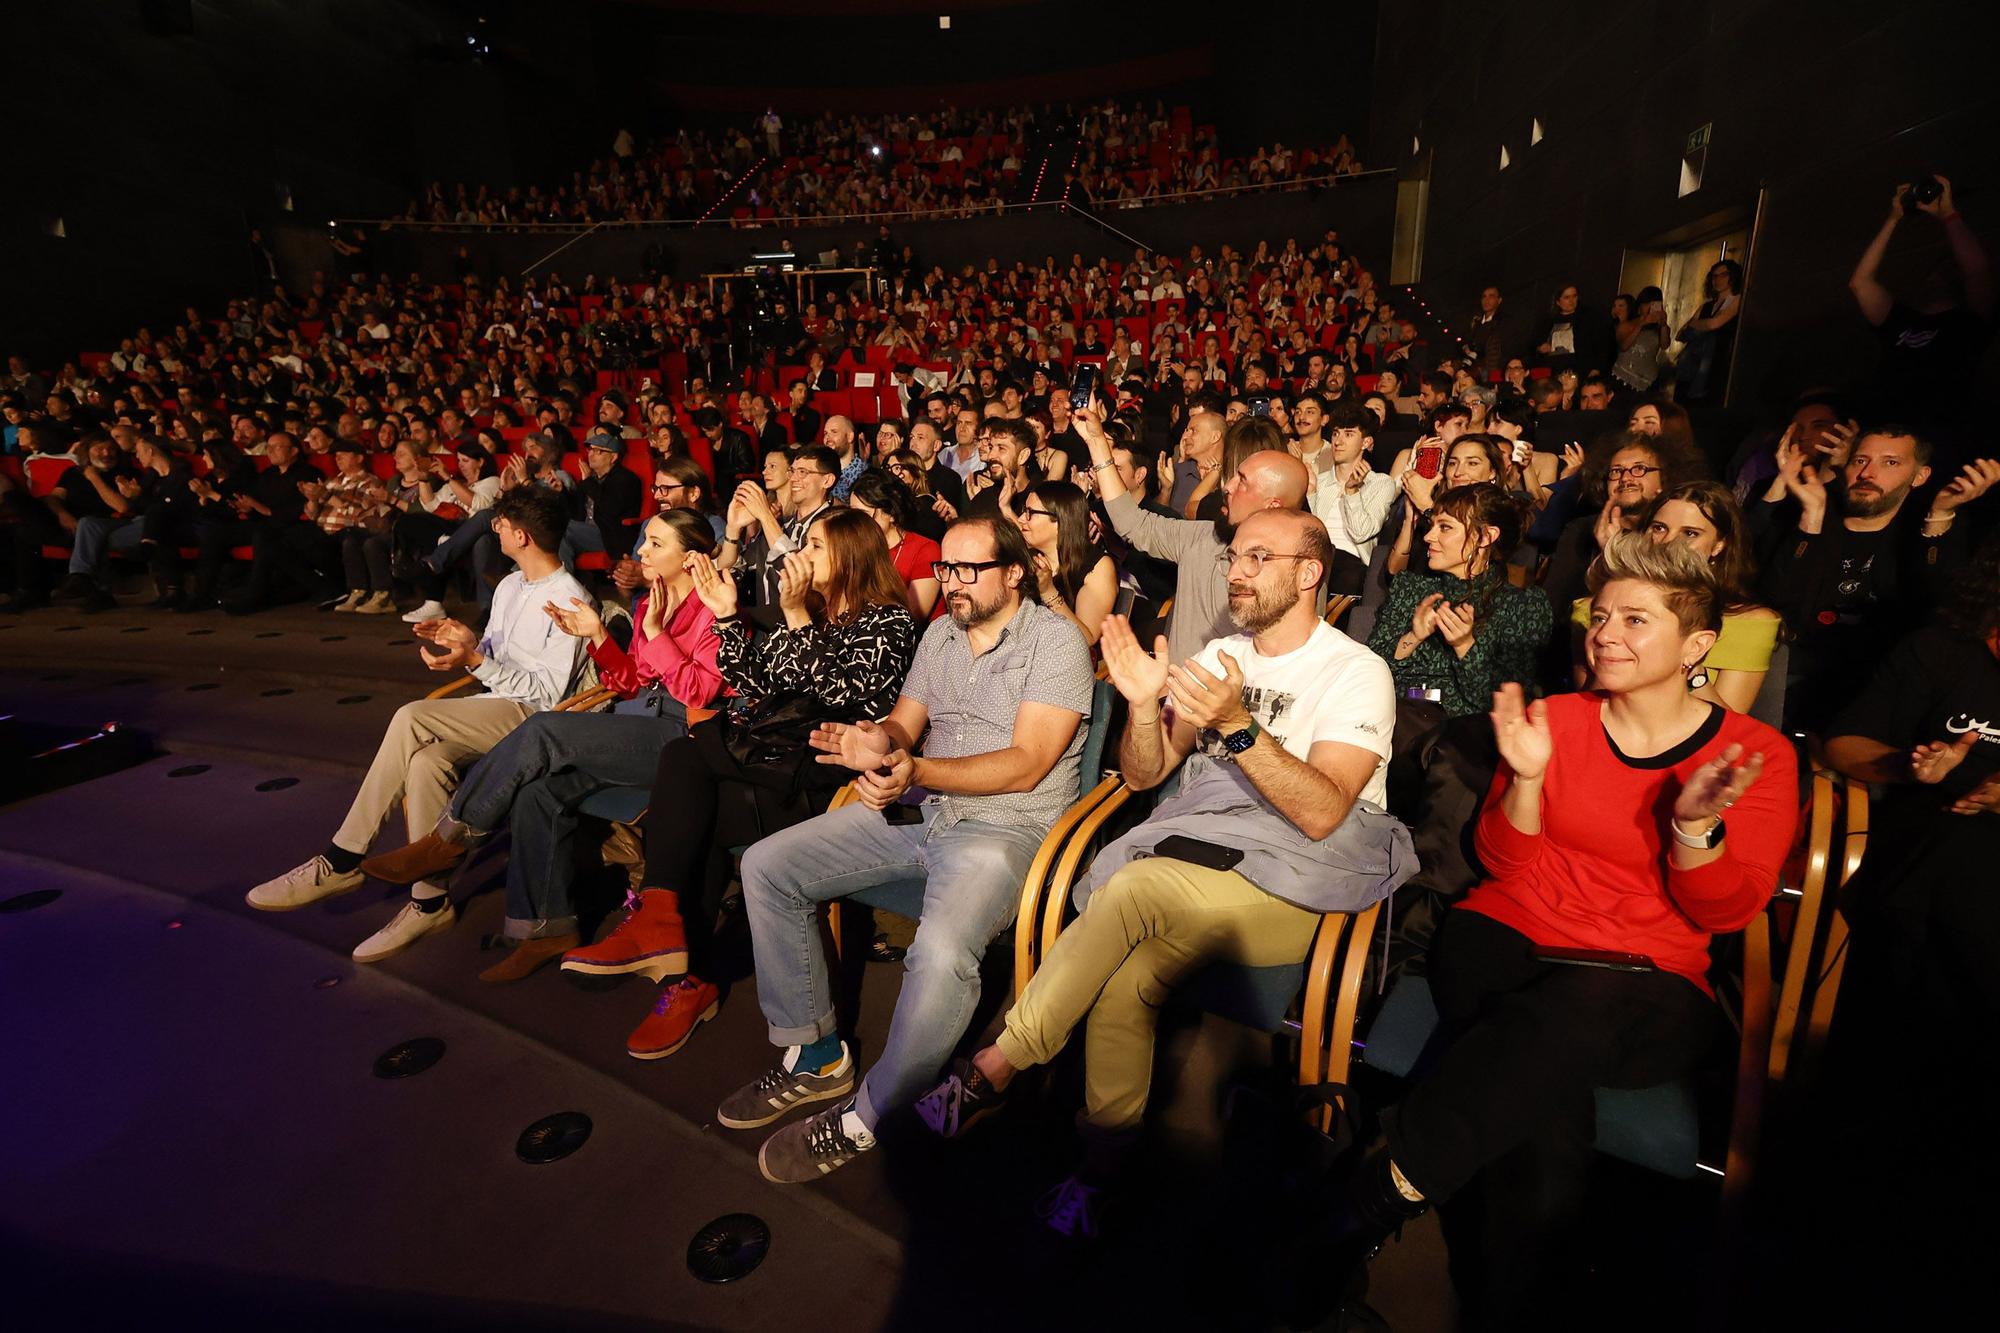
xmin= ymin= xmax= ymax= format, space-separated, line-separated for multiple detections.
xmin=995 ymin=855 xmax=1321 ymax=1133
xmin=332 ymin=696 xmax=534 ymax=854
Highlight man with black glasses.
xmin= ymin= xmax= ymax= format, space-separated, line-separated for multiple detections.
xmin=719 ymin=514 xmax=1095 ymax=1185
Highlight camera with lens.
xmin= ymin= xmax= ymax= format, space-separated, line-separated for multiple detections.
xmin=1902 ymin=176 xmax=1944 ymax=214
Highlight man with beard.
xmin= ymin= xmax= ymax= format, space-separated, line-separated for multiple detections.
xmin=1763 ymin=425 xmax=1996 ymax=731
xmin=911 ymin=508 xmax=1410 ymax=1237
xmin=1075 ymin=401 xmax=1311 ymax=663
xmin=723 ymin=514 xmax=1095 ymax=1185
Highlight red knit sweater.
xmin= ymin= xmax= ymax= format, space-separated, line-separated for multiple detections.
xmin=1461 ymin=693 xmax=1799 ymax=994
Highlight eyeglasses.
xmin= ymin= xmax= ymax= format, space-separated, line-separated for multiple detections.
xmin=653 ymin=483 xmax=686 ymax=496
xmin=788 ymin=466 xmax=830 ymax=479
xmin=1020 ymin=506 xmax=1052 ymax=521
xmin=1216 ymin=549 xmax=1308 ymax=574
xmin=931 ymin=559 xmax=1005 ymax=584
xmin=1605 ymin=464 xmax=1661 ymax=481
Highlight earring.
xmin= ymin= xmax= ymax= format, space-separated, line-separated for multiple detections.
xmin=1686 ymin=660 xmax=1710 ymax=691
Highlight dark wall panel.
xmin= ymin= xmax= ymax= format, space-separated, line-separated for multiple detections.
xmin=1369 ymin=0 xmax=1998 ymax=412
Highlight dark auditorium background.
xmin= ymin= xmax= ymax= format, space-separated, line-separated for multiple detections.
xmin=9 ymin=0 xmax=1992 ymax=410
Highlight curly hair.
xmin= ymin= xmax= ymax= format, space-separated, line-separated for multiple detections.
xmin=1579 ymin=427 xmax=1705 ymax=508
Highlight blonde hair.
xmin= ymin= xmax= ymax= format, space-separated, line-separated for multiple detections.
xmin=1585 ymin=531 xmax=1722 ymax=634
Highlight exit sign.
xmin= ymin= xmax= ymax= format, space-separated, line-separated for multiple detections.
xmin=1685 ymin=123 xmax=1711 ymax=155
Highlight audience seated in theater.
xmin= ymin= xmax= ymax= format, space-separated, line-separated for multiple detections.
xmin=399 ymin=441 xmax=505 ymax=624
xmin=1384 ymin=432 xmax=1510 ymax=578
xmin=210 ymin=431 xmax=320 ymax=615
xmin=651 ymin=454 xmax=725 ymax=543
xmin=1294 ymin=535 xmax=1796 ymax=1329
xmin=244 ymin=488 xmax=590 ymax=959
xmin=1370 ymin=483 xmax=1550 ymax=718
xmin=50 ymin=433 xmax=144 ymax=612
xmin=1756 ymin=424 xmax=1993 ymax=732
xmin=1076 ymin=399 xmax=1311 ymax=663
xmin=1537 ymin=427 xmax=1702 ymax=621
xmin=566 ymin=430 xmax=645 ymax=563
xmin=1570 ymin=481 xmax=1781 ymax=713
xmin=563 ymin=508 xmax=921 ymax=1057
xmin=961 ymin=416 xmax=1039 ymax=521
xmin=1822 ymin=530 xmax=2000 ymax=1172
xmin=1016 ymin=479 xmax=1118 ymax=647
xmin=916 ymin=510 xmax=1412 ymax=1238
xmin=716 ymin=514 xmax=1093 ymax=1184
xmin=717 ymin=443 xmax=798 ymax=608
xmin=846 ymin=468 xmax=942 ymax=618
xmin=1309 ymin=397 xmax=1398 ymax=564
xmin=355 ymin=507 xmax=728 ymax=966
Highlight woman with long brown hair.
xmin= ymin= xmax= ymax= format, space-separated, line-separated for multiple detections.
xmin=559 ymin=507 xmax=920 ymax=1061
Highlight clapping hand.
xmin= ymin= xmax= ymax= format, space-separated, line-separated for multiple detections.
xmin=1816 ymin=419 xmax=1859 ymax=470
xmin=543 ymin=596 xmax=605 ymax=643
xmin=641 ymin=577 xmax=670 ymax=639
xmin=1165 ymin=651 xmax=1250 ymax=734
xmin=1560 ymin=441 xmax=1585 ymax=478
xmin=1409 ymin=590 xmax=1446 ymax=641
xmin=1673 ymin=742 xmax=1766 ymax=828
xmin=1489 ymin=683 xmax=1553 ymax=782
xmin=1931 ymin=458 xmax=2000 ymax=515
xmin=1434 ymin=600 xmax=1477 ymax=656
xmin=1592 ymin=497 xmax=1626 ymax=551
xmin=684 ymin=551 xmax=739 ymax=619
xmin=1949 ymin=773 xmax=2000 ymax=817
xmin=811 ymin=718 xmax=895 ymax=772
xmin=776 ymin=552 xmax=813 ymax=612
xmin=1774 ymin=438 xmax=1828 ymax=523
xmin=1098 ymin=614 xmax=1170 ymax=707
xmin=1911 ymin=731 xmax=1979 ymax=784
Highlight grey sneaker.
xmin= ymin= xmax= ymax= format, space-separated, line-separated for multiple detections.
xmin=758 ymin=1099 xmax=875 ymax=1184
xmin=246 ymin=856 xmax=365 ymax=912
xmin=717 ymin=1044 xmax=855 ymax=1130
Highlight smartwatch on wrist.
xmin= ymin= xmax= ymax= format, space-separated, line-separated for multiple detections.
xmin=1218 ymin=719 xmax=1260 ymax=760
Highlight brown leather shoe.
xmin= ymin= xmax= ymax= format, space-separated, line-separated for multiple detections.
xmin=478 ymin=932 xmax=582 ymax=984
xmin=359 ymin=832 xmax=467 ymax=885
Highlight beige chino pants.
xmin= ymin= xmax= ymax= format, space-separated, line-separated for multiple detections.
xmin=995 ymin=855 xmax=1321 ymax=1133
xmin=332 ymin=697 xmax=534 ymax=853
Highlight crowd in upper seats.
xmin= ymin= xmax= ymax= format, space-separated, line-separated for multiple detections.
xmin=3 ymin=171 xmax=1995 ymax=1328
xmin=392 ymin=99 xmax=1362 ymax=227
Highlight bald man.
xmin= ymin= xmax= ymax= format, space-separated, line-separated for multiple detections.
xmin=1076 ymin=406 xmax=1309 ymax=662
xmin=823 ymin=415 xmax=865 ymax=499
xmin=1168 ymin=409 xmax=1225 ymax=513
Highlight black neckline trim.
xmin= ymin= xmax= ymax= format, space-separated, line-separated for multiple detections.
xmin=1603 ymin=703 xmax=1724 ymax=769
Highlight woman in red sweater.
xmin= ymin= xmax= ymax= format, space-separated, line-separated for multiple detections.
xmin=1314 ymin=533 xmax=1797 ymax=1326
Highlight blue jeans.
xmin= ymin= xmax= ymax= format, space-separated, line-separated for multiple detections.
xmin=559 ymin=520 xmax=607 ymax=571
xmin=422 ymin=510 xmax=504 ymax=609
xmin=447 ymin=699 xmax=687 ymax=939
xmin=740 ymin=802 xmax=1043 ymax=1128
xmin=70 ymin=514 xmax=145 ymax=585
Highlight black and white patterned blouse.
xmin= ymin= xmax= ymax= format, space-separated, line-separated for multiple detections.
xmin=715 ymin=601 xmax=919 ymax=722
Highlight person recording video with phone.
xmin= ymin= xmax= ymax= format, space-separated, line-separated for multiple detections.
xmin=914 ymin=509 xmax=1411 ymax=1238
xmin=1299 ymin=534 xmax=1796 ymax=1329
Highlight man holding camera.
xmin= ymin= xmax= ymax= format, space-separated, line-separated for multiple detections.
xmin=1849 ymin=174 xmax=1991 ymax=424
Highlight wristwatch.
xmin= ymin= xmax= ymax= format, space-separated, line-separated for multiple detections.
xmin=1670 ymin=816 xmax=1725 ymax=849
xmin=1218 ymin=719 xmax=1261 ymax=760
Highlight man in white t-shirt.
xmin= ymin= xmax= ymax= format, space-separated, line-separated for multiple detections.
xmin=914 ymin=509 xmax=1412 ymax=1235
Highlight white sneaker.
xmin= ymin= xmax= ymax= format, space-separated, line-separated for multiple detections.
xmin=353 ymin=899 xmax=457 ymax=963
xmin=331 ymin=590 xmax=366 ymax=613
xmin=246 ymin=856 xmax=365 ymax=911
xmin=401 ymin=599 xmax=447 ymax=624
xmin=355 ymin=590 xmax=397 ymax=615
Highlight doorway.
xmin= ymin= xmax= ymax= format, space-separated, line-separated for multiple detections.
xmin=1619 ymin=201 xmax=1760 ymax=406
